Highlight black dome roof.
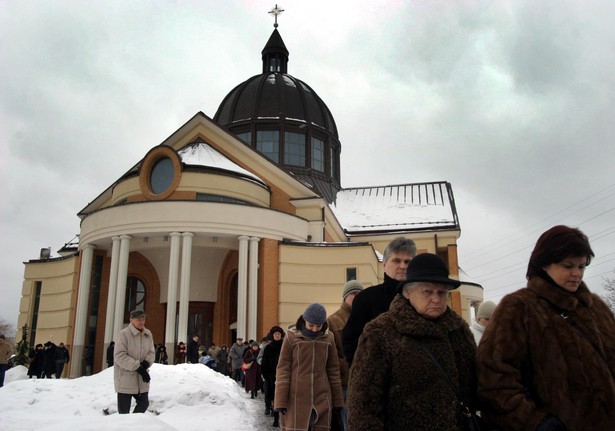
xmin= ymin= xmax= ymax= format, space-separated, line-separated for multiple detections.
xmin=213 ymin=29 xmax=341 ymax=203
xmin=214 ymin=72 xmax=338 ymax=139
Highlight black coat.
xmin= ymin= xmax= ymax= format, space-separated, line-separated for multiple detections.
xmin=106 ymin=343 xmax=115 ymax=366
xmin=261 ymin=338 xmax=283 ymax=396
xmin=42 ymin=344 xmax=56 ymax=377
xmin=187 ymin=340 xmax=200 ymax=364
xmin=28 ymin=348 xmax=44 ymax=377
xmin=342 ymin=274 xmax=399 ymax=365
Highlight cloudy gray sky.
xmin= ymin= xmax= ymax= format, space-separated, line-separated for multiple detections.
xmin=2 ymin=0 xmax=614 ymax=327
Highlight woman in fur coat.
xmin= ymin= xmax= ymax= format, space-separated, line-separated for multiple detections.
xmin=243 ymin=342 xmax=262 ymax=399
xmin=274 ymin=303 xmax=344 ymax=431
xmin=477 ymin=225 xmax=615 ymax=430
xmin=347 ymin=253 xmax=477 ymax=431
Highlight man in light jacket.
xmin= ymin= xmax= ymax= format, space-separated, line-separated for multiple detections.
xmin=114 ymin=309 xmax=156 ymax=414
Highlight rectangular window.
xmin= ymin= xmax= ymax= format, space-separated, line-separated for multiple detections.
xmin=236 ymin=131 xmax=252 ymax=145
xmin=346 ymin=268 xmax=357 ymax=281
xmin=284 ymin=132 xmax=306 ymax=166
xmin=31 ymin=281 xmax=42 ymax=347
xmin=257 ymin=130 xmax=280 ymax=163
xmin=312 ymin=137 xmax=325 ymax=172
xmin=330 ymin=147 xmax=338 ymax=180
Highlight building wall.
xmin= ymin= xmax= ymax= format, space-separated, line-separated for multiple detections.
xmin=278 ymin=243 xmax=379 ymax=329
xmin=18 ymin=256 xmax=79 ymax=347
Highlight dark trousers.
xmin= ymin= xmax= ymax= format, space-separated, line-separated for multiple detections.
xmin=232 ymin=367 xmax=242 ymax=383
xmin=55 ymin=360 xmax=66 ymax=378
xmin=0 ymin=363 xmax=7 ymax=387
xmin=117 ymin=392 xmax=149 ymax=414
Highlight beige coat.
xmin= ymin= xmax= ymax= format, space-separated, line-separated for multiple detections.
xmin=0 ymin=341 xmax=12 ymax=365
xmin=113 ymin=324 xmax=155 ymax=394
xmin=274 ymin=319 xmax=344 ymax=431
xmin=327 ymin=301 xmax=351 ymax=388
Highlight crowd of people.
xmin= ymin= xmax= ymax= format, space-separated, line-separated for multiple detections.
xmin=11 ymin=227 xmax=615 ymax=430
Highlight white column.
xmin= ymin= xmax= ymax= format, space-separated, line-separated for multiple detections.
xmin=102 ymin=236 xmax=121 ymax=368
xmin=112 ymin=235 xmax=132 ymax=340
xmin=165 ymin=232 xmax=182 ymax=363
xmin=237 ymin=236 xmax=249 ymax=340
xmin=70 ymin=243 xmax=95 ymax=378
xmin=248 ymin=236 xmax=260 ymax=340
xmin=177 ymin=232 xmax=193 ymax=349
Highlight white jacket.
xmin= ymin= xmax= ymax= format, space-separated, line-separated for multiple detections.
xmin=113 ymin=324 xmax=155 ymax=394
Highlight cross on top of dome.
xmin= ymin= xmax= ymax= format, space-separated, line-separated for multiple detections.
xmin=268 ymin=4 xmax=284 ymax=28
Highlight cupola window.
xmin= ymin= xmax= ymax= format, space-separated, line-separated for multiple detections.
xmin=312 ymin=137 xmax=325 ymax=172
xmin=257 ymin=130 xmax=280 ymax=163
xmin=284 ymin=131 xmax=306 ymax=166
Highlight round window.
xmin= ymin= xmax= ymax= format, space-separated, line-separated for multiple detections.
xmin=150 ymin=157 xmax=174 ymax=194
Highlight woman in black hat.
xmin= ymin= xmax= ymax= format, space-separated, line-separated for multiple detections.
xmin=347 ymin=253 xmax=477 ymax=431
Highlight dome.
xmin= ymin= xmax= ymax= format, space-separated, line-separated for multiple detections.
xmin=213 ymin=29 xmax=341 ymax=203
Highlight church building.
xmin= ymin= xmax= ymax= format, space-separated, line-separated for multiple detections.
xmin=17 ymin=17 xmax=483 ymax=377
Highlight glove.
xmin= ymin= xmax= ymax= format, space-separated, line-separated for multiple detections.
xmin=141 ymin=360 xmax=150 ymax=369
xmin=537 ymin=415 xmax=565 ymax=431
xmin=331 ymin=407 xmax=344 ymax=431
xmin=137 ymin=364 xmax=151 ymax=383
xmin=276 ymin=408 xmax=287 ymax=415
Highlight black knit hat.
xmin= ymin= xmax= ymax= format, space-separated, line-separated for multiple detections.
xmin=397 ymin=253 xmax=461 ymax=294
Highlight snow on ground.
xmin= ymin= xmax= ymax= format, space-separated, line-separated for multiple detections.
xmin=0 ymin=364 xmax=276 ymax=430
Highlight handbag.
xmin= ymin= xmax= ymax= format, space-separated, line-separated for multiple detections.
xmin=417 ymin=343 xmax=484 ymax=431
xmin=241 ymin=360 xmax=252 ymax=371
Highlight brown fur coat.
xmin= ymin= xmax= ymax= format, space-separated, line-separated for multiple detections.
xmin=347 ymin=295 xmax=477 ymax=431
xmin=477 ymin=278 xmax=615 ymax=430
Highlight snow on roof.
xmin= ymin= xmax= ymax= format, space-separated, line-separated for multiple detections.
xmin=177 ymin=141 xmax=264 ymax=184
xmin=332 ymin=182 xmax=459 ymax=234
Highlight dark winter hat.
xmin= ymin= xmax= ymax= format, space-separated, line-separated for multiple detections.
xmin=398 ymin=253 xmax=461 ymax=294
xmin=302 ymin=303 xmax=327 ymax=326
xmin=267 ymin=325 xmax=286 ymax=339
xmin=129 ymin=309 xmax=146 ymax=319
xmin=342 ymin=280 xmax=364 ymax=300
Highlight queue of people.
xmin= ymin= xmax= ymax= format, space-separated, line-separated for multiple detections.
xmin=15 ymin=228 xmax=615 ymax=430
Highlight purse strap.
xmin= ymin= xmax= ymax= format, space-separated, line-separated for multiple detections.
xmin=417 ymin=342 xmax=472 ymax=416
xmin=417 ymin=343 xmax=459 ymax=398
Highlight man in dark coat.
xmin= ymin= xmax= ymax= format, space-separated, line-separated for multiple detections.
xmin=54 ymin=342 xmax=70 ymax=378
xmin=342 ymin=236 xmax=416 ymax=365
xmin=187 ymin=335 xmax=200 ymax=364
xmin=42 ymin=341 xmax=57 ymax=378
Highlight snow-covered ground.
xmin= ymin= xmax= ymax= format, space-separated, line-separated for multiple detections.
xmin=0 ymin=364 xmax=276 ymax=430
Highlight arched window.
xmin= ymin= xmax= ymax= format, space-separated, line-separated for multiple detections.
xmin=124 ymin=276 xmax=146 ymax=322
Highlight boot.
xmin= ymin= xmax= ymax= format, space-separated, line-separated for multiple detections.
xmin=272 ymin=412 xmax=279 ymax=427
xmin=250 ymin=392 xmax=254 ymax=399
